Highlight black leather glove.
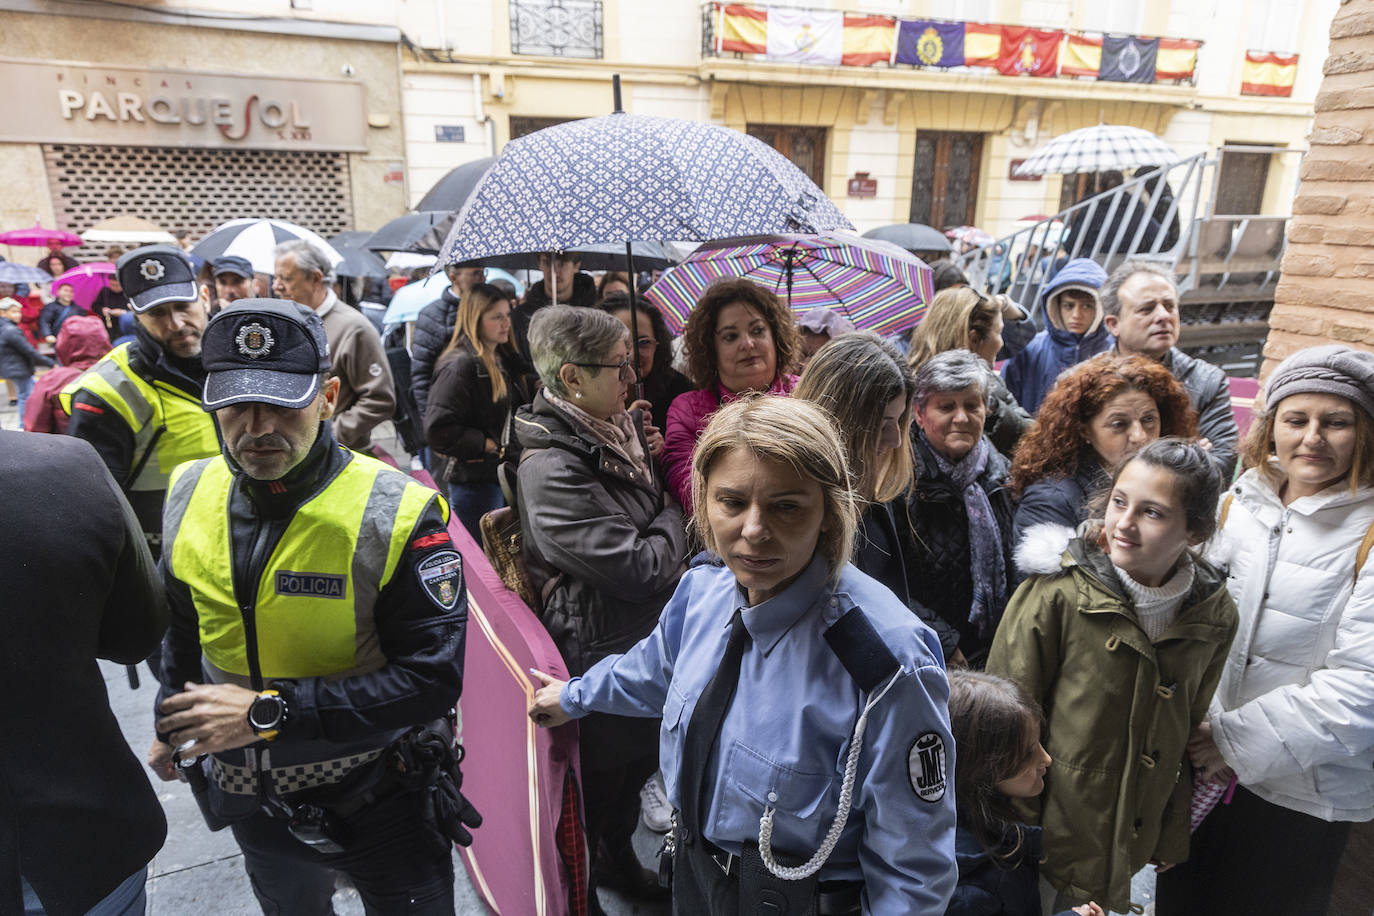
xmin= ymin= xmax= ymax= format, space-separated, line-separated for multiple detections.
xmin=430 ymin=775 xmax=483 ymax=847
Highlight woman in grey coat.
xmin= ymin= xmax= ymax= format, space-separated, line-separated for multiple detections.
xmin=514 ymin=305 xmax=688 ymax=909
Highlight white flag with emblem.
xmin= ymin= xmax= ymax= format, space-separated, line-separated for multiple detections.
xmin=766 ymin=9 xmax=843 ymax=66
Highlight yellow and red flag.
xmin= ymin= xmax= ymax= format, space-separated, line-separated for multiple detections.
xmin=1241 ymin=50 xmax=1298 ymax=96
xmin=1061 ymin=33 xmax=1101 ymax=77
xmin=963 ymin=22 xmax=1002 ymax=67
xmin=717 ymin=3 xmax=767 ymax=54
xmin=842 ymin=14 xmax=896 ymax=67
xmin=1155 ymin=38 xmax=1199 ymax=80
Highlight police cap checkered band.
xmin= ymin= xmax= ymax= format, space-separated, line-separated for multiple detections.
xmin=115 ymin=244 xmax=198 ymax=314
xmin=201 ymin=298 xmax=332 ymax=411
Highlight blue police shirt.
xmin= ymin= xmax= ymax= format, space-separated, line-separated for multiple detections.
xmin=561 ymin=554 xmax=958 ymax=914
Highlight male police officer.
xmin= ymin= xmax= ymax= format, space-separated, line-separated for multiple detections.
xmin=62 ymin=244 xmax=220 ymax=559
xmin=147 ymin=300 xmax=479 ymax=914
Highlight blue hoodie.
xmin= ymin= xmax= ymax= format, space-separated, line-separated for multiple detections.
xmin=1000 ymin=258 xmax=1112 ymax=415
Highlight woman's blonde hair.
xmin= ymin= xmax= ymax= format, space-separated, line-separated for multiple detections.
xmin=690 ymin=396 xmax=859 ymax=581
xmin=908 ymin=287 xmax=1003 ymax=369
xmin=442 ymin=283 xmax=511 ymax=403
xmin=1240 ymin=394 xmax=1374 ymax=494
xmin=792 ymin=331 xmax=915 ymax=503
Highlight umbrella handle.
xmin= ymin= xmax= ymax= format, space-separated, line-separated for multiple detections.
xmin=624 ymin=241 xmax=644 ymax=402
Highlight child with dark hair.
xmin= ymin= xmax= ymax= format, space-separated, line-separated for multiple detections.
xmin=945 ymin=669 xmax=1104 ymax=916
xmin=987 ymin=438 xmax=1239 ymax=914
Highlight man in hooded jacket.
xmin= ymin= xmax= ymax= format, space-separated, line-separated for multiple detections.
xmin=24 ymin=314 xmax=111 ymax=434
xmin=1000 ymin=258 xmax=1112 ymax=414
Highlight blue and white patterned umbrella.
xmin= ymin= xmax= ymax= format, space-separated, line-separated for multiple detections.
xmin=439 ymin=112 xmax=852 ymax=265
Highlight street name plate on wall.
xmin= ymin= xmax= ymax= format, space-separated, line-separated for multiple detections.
xmin=0 ymin=58 xmax=368 ymax=152
xmin=434 ymin=125 xmax=466 ymax=142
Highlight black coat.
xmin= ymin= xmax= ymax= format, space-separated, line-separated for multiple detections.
xmin=513 ymin=391 xmax=687 ymax=677
xmin=1010 ymin=450 xmax=1109 ymax=560
xmin=945 ymin=821 xmax=1045 ymax=916
xmin=511 ymin=272 xmax=598 ymax=360
xmin=0 ymin=432 xmax=168 ymax=915
xmin=639 ymin=363 xmax=694 ymax=434
xmin=424 ymin=340 xmax=532 ymax=483
xmin=409 ymin=286 xmax=460 ymax=421
xmin=854 ymin=501 xmax=912 ymax=609
xmin=0 ymin=315 xmax=53 ymax=378
xmin=896 ymin=435 xmax=1017 ymax=664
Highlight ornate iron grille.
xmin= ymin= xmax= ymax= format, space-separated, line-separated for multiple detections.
xmin=510 ymin=0 xmax=603 ymax=59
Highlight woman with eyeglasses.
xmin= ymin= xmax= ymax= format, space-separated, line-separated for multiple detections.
xmin=513 ymin=305 xmax=689 ymax=909
xmin=598 ymin=291 xmax=693 ymax=434
xmin=663 ymin=278 xmax=802 ymax=513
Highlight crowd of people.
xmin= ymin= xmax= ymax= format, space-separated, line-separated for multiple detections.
xmin=5 ymin=229 xmax=1374 ymax=916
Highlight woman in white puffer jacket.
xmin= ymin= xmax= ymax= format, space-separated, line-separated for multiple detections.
xmin=1155 ymin=344 xmax=1374 ymax=916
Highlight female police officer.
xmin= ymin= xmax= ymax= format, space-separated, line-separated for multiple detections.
xmin=529 ymin=396 xmax=957 ymax=914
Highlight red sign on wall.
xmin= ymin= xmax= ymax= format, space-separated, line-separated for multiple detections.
xmin=848 ymin=172 xmax=878 ymax=197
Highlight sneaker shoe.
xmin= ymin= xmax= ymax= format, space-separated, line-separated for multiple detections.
xmin=640 ymin=771 xmax=672 ymax=833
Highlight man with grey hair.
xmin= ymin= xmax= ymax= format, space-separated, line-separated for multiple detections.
xmin=1101 ymin=260 xmax=1238 ymax=480
xmin=274 ymin=239 xmax=395 ymax=453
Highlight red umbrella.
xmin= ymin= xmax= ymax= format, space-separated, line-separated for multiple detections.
xmin=53 ymin=262 xmax=116 ymax=308
xmin=0 ymin=222 xmax=83 ymax=248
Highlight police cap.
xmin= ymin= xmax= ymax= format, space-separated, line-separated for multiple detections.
xmin=116 ymin=245 xmax=198 ymax=314
xmin=201 ymin=298 xmax=332 ymax=411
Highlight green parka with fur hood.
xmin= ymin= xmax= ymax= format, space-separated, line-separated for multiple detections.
xmin=986 ymin=523 xmax=1238 ymax=913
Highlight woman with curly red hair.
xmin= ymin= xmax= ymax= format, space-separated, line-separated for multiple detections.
xmin=1009 ymin=353 xmax=1196 ymax=549
xmin=662 ymin=278 xmax=801 ymax=512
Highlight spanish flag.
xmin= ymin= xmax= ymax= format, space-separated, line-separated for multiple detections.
xmin=718 ymin=3 xmax=766 ymax=54
xmin=1241 ymin=50 xmax=1298 ymax=96
xmin=842 ymin=14 xmax=896 ymax=67
xmin=1155 ymin=38 xmax=1199 ymax=81
xmin=1061 ymin=33 xmax=1101 ymax=77
xmin=963 ymin=22 xmax=1001 ymax=67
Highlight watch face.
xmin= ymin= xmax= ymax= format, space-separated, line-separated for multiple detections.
xmin=250 ymin=695 xmax=282 ymax=729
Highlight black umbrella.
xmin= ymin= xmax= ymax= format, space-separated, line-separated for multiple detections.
xmin=861 ymin=223 xmax=954 ymax=254
xmin=327 ymin=231 xmax=389 ymax=280
xmin=414 ymin=157 xmax=498 ymax=212
xmin=366 ymin=211 xmax=450 ymax=253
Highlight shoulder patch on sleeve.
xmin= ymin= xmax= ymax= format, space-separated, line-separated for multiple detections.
xmin=417 ymin=549 xmax=464 ymax=610
xmin=908 ymin=731 xmax=947 ymax=803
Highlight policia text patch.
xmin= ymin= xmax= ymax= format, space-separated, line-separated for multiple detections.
xmin=275 ymin=571 xmax=347 ymax=599
xmin=418 ymin=550 xmax=464 ymax=610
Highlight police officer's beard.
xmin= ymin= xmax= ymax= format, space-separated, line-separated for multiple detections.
xmin=231 ymin=433 xmax=299 ymax=476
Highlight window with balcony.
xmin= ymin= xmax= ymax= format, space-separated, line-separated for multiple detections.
xmin=746 ymin=124 xmax=827 ymax=190
xmin=510 ymin=0 xmax=603 ymax=59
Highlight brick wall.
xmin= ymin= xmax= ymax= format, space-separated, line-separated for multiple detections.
xmin=1268 ymin=0 xmax=1374 ymax=371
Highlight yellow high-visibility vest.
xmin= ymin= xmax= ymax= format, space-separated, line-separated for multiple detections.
xmin=60 ymin=342 xmax=219 ymax=492
xmin=162 ymin=452 xmax=439 ymax=683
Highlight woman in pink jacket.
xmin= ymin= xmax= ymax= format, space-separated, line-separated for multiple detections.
xmin=662 ymin=278 xmax=801 ymax=512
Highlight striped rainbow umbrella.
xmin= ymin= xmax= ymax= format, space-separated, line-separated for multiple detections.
xmin=644 ymin=233 xmax=933 ymax=338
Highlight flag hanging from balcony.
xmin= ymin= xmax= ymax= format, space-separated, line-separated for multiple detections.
xmin=996 ymin=26 xmax=1062 ymax=76
xmin=964 ymin=23 xmax=1002 ymax=66
xmin=1241 ymin=51 xmax=1298 ymax=96
xmin=717 ymin=4 xmax=767 ymax=54
xmin=1101 ymin=36 xmax=1159 ymax=82
xmin=893 ymin=20 xmax=965 ymax=67
xmin=1060 ymin=34 xmax=1102 ymax=77
xmin=1155 ymin=38 xmax=1200 ymax=80
xmin=842 ymin=14 xmax=895 ymax=66
xmin=767 ymin=9 xmax=843 ymax=65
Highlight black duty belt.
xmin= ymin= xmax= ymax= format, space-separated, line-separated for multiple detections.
xmin=701 ymin=840 xmax=862 ymax=915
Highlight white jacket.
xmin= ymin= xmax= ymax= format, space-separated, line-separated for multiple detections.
xmin=1206 ymin=465 xmax=1374 ymax=821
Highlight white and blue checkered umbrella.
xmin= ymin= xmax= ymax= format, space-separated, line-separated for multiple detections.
xmin=1012 ymin=125 xmax=1179 ymax=177
xmin=439 ymin=112 xmax=852 ymax=265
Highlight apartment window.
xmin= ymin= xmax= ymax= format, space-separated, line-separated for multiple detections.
xmin=510 ymin=0 xmax=603 ymax=59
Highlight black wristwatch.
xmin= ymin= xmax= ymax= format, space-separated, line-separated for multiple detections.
xmin=247 ymin=688 xmax=288 ymax=741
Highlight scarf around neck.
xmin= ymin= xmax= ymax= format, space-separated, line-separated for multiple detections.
xmin=546 ymin=391 xmax=651 ymax=480
xmin=923 ymin=431 xmax=1007 ymax=637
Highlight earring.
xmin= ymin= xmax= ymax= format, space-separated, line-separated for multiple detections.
xmin=574 ymin=392 xmax=582 ymax=399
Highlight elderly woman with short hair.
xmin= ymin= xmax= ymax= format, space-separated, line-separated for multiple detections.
xmin=897 ymin=350 xmax=1017 ymax=668
xmin=514 ymin=305 xmax=688 ymax=904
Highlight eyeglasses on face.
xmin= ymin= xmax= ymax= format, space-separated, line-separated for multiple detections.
xmin=571 ymin=356 xmax=635 ymax=380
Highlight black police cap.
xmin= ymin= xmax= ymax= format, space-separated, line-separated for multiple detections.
xmin=115 ymin=245 xmax=198 ymax=314
xmin=201 ymin=298 xmax=332 ymax=411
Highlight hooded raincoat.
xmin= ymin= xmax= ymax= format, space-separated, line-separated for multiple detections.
xmin=23 ymin=315 xmax=111 ymax=434
xmin=986 ymin=524 xmax=1237 ymax=912
xmin=1000 ymin=260 xmax=1112 ymax=415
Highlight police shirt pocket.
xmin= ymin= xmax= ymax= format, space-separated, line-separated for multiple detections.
xmin=725 ymin=740 xmax=834 ymax=819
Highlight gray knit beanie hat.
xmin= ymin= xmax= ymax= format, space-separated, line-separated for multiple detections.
xmin=1265 ymin=344 xmax=1374 ymax=420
